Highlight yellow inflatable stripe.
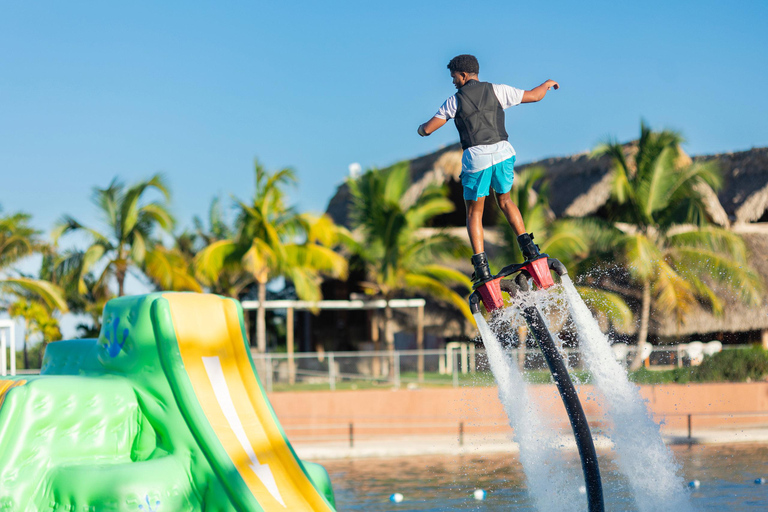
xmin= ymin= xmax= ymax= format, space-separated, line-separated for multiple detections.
xmin=164 ymin=294 xmax=332 ymax=511
xmin=0 ymin=380 xmax=26 ymax=409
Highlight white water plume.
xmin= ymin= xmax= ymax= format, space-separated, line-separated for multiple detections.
xmin=560 ymin=275 xmax=693 ymax=512
xmin=474 ymin=312 xmax=583 ymax=512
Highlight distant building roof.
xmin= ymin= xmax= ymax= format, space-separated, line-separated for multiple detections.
xmin=327 ymin=144 xmax=768 ymax=228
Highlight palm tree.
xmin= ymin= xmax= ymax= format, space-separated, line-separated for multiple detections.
xmin=196 ymin=161 xmax=348 ymax=352
xmin=0 ymin=207 xmax=67 ymax=311
xmin=347 ymin=163 xmax=473 ymax=378
xmin=594 ymin=122 xmax=762 ymax=369
xmin=192 ymin=197 xmax=254 ymax=298
xmin=52 ymin=175 xmax=175 ymax=297
xmin=41 ymin=247 xmax=110 ymax=337
xmin=142 ymin=233 xmax=203 ymax=293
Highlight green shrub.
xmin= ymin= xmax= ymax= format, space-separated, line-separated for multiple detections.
xmin=629 ymin=367 xmax=684 ymax=384
xmin=689 ymin=347 xmax=768 ymax=382
xmin=629 ymin=347 xmax=768 ymax=384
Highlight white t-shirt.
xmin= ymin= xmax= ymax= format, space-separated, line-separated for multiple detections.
xmin=434 ymin=83 xmax=524 ymax=173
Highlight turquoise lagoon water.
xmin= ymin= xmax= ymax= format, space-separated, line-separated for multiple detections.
xmin=323 ymin=443 xmax=768 ymax=511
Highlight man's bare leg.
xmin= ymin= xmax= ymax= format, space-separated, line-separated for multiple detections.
xmin=465 ymin=197 xmax=486 ymax=254
xmin=495 ymin=190 xmax=526 ymax=235
xmin=465 ymin=197 xmax=493 ymax=283
xmin=495 ymin=190 xmax=541 ymax=260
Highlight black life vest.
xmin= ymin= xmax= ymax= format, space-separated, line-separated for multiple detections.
xmin=454 ymin=80 xmax=508 ymax=150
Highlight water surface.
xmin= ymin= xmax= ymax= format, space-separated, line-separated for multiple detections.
xmin=322 ymin=443 xmax=768 ymax=511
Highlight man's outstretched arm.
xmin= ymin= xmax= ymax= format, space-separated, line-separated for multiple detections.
xmin=417 ymin=116 xmax=447 ymax=136
xmin=522 ymin=79 xmax=560 ymax=103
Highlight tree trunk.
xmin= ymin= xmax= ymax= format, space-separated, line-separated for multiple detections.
xmin=116 ymin=257 xmax=126 ymax=297
xmin=287 ymin=307 xmax=295 ymax=385
xmin=371 ymin=310 xmax=381 ymax=378
xmin=257 ymin=279 xmax=267 ymax=353
xmin=243 ymin=308 xmax=252 ymax=345
xmin=630 ymin=279 xmax=652 ymax=370
xmin=416 ymin=304 xmax=424 ymax=382
xmin=385 ymin=301 xmax=394 ymax=378
xmin=23 ymin=336 xmax=28 ymax=370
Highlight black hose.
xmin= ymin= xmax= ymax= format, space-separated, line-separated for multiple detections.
xmin=522 ymin=306 xmax=604 ymax=512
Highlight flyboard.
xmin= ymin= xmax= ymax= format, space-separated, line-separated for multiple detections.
xmin=469 ymin=254 xmax=605 ymax=512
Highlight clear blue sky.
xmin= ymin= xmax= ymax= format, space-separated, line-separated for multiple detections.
xmin=2 ymin=0 xmax=767 ymax=235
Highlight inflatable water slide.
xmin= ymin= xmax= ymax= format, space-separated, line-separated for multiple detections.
xmin=0 ymin=293 xmax=336 ymax=511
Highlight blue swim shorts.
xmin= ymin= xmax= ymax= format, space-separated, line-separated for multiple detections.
xmin=460 ymin=155 xmax=516 ymax=201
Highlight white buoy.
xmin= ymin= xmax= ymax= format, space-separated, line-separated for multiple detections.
xmin=389 ymin=493 xmax=404 ymax=503
xmin=473 ymin=489 xmax=486 ymax=500
xmin=688 ymin=480 xmax=700 ymax=488
xmin=755 ymin=477 xmax=766 ymax=484
xmin=578 ymin=485 xmax=587 ymax=495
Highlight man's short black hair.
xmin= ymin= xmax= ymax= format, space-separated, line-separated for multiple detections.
xmin=447 ymin=54 xmax=479 ymax=75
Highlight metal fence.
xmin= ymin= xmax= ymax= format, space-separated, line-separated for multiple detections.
xmin=279 ymin=411 xmax=768 ymax=447
xmin=251 ymin=343 xmax=749 ymax=392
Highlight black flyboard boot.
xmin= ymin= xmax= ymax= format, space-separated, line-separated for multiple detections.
xmin=517 ymin=232 xmax=542 ymax=262
xmin=471 ymin=252 xmax=493 ymax=285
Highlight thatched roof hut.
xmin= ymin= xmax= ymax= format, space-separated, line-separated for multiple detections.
xmin=328 ymin=145 xmax=768 ymax=229
xmin=698 ymin=147 xmax=768 ymax=224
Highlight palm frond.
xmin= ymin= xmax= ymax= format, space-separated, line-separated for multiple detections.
xmin=406 ymin=197 xmax=455 ymax=229
xmin=593 ymin=140 xmax=633 ymax=205
xmin=383 ymin=163 xmax=411 ymax=205
xmin=284 ymin=267 xmax=323 ymax=304
xmin=79 ymin=244 xmax=108 ymax=294
xmin=652 ymin=260 xmax=697 ymax=322
xmin=139 ymin=202 xmax=175 ymax=232
xmin=666 ymin=227 xmax=748 ymax=263
xmin=130 ymin=231 xmax=147 ymax=265
xmin=1 ymin=277 xmax=69 ymax=312
xmin=576 ymin=286 xmax=633 ymax=331
xmin=194 ymin=239 xmax=242 ymax=283
xmin=620 ymin=233 xmax=662 ymax=280
xmin=404 ymin=273 xmax=473 ymax=322
xmin=637 ymin=145 xmax=678 ymax=220
xmin=144 ymin=247 xmax=202 ymax=292
xmin=283 ymin=243 xmax=348 ymax=280
xmin=416 ymin=264 xmax=473 ymax=290
xmin=669 ymin=247 xmax=763 ymax=306
xmin=51 ymin=215 xmax=110 ymax=245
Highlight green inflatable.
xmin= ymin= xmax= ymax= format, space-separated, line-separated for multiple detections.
xmin=0 ymin=292 xmax=336 ymax=512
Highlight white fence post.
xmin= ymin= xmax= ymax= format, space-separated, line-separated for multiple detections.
xmin=329 ymin=352 xmax=336 ymax=391
xmin=393 ymin=351 xmax=400 ymax=389
xmin=0 ymin=327 xmax=5 ymax=377
xmin=0 ymin=320 xmax=16 ymax=377
xmin=452 ymin=350 xmax=459 ymax=388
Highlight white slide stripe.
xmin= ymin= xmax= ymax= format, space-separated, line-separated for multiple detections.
xmin=202 ymin=356 xmax=286 ymax=507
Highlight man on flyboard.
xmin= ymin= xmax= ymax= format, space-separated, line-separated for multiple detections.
xmin=418 ymin=54 xmax=558 ymax=285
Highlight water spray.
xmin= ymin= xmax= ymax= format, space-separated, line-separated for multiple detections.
xmin=469 ymin=254 xmax=605 ymax=512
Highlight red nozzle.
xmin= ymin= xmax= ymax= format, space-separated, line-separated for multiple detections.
xmin=476 ymin=277 xmax=505 ymax=312
xmin=523 ymin=257 xmax=555 ymax=289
